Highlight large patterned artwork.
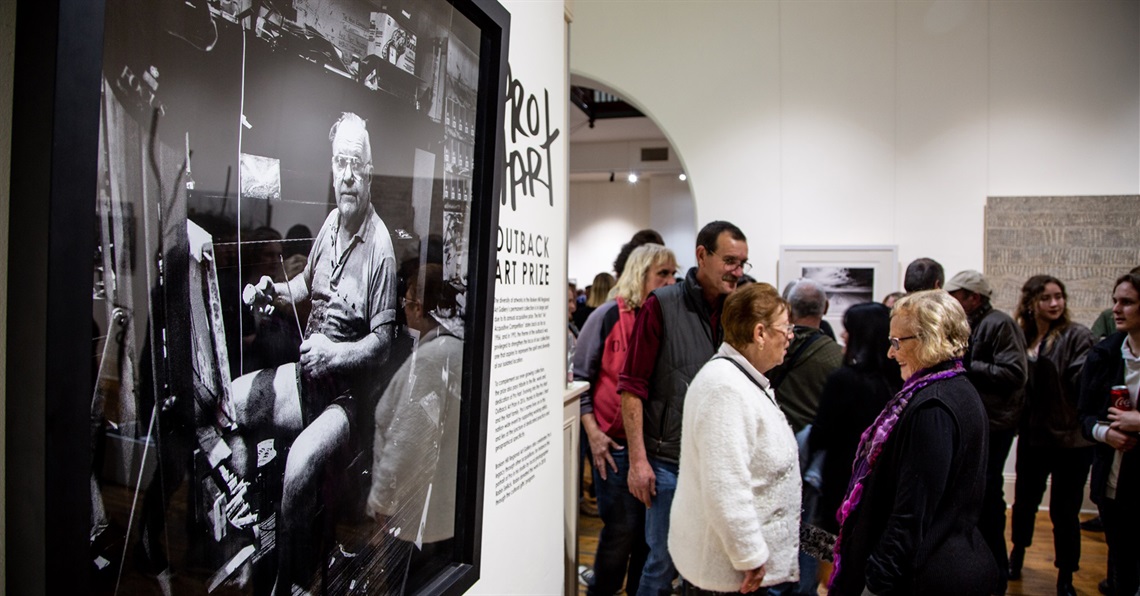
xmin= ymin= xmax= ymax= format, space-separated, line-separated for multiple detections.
xmin=985 ymin=196 xmax=1140 ymax=326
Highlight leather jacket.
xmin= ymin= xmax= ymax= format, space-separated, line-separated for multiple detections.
xmin=1021 ymin=324 xmax=1094 ymax=448
xmin=965 ymin=302 xmax=1028 ymax=431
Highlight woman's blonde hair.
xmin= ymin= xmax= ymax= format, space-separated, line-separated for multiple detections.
xmin=892 ymin=290 xmax=971 ymax=368
xmin=723 ymin=282 xmax=789 ymax=348
xmin=613 ymin=244 xmax=676 ymax=309
xmin=586 ymin=272 xmax=616 ymax=308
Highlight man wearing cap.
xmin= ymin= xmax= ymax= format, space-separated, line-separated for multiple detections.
xmin=946 ymin=269 xmax=1028 ymax=595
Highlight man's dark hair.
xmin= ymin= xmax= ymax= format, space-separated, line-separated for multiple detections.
xmin=903 ymin=257 xmax=944 ymax=292
xmin=613 ymin=229 xmax=665 ymax=277
xmin=696 ymin=221 xmax=746 ymax=254
xmin=1116 ymin=271 xmax=1140 ymax=299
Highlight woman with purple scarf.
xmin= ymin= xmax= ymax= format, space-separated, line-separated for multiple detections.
xmin=828 ymin=290 xmax=998 ymax=595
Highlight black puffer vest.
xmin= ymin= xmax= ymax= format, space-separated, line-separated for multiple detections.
xmin=642 ymin=267 xmax=722 ymax=463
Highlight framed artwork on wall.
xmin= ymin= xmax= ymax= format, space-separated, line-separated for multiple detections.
xmin=7 ymin=0 xmax=509 ymax=593
xmin=777 ymin=246 xmax=899 ymax=341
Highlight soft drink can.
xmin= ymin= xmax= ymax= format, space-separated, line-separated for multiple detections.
xmin=1111 ymin=385 xmax=1132 ymax=411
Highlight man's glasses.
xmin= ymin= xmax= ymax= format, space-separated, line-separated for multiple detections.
xmin=401 ymin=296 xmax=420 ymax=309
xmin=709 ymin=250 xmax=752 ymax=274
xmin=889 ymin=335 xmax=917 ymax=350
xmin=332 ymin=154 xmax=370 ymax=177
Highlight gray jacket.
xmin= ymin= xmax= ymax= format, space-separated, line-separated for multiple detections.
xmin=965 ymin=302 xmax=1028 ymax=431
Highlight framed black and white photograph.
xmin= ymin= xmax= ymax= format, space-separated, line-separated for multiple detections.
xmin=778 ymin=246 xmax=899 ymax=342
xmin=801 ymin=266 xmax=875 ymax=317
xmin=8 ymin=0 xmax=509 ymax=593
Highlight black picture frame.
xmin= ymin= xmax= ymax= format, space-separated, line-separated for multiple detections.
xmin=6 ymin=0 xmax=509 ymax=593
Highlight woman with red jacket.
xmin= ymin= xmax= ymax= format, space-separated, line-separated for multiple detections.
xmin=573 ymin=243 xmax=677 ymax=596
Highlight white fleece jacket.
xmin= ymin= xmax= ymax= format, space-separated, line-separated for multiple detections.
xmin=668 ymin=344 xmax=802 ymax=590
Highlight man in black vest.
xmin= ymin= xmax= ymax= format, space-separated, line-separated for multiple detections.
xmin=618 ymin=221 xmax=749 ymax=596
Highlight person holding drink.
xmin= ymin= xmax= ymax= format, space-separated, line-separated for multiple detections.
xmin=1080 ymin=270 xmax=1140 ymax=596
xmin=1006 ymin=276 xmax=1094 ymax=596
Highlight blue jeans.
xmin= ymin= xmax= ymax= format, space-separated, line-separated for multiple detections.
xmin=589 ymin=447 xmax=649 ymax=596
xmin=637 ymin=455 xmax=679 ymax=596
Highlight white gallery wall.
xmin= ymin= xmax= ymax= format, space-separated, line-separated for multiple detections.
xmin=646 ymin=175 xmax=697 ymax=273
xmin=568 ymin=180 xmax=648 ymax=284
xmin=569 ymin=0 xmax=1140 ymax=287
xmin=471 ymin=0 xmax=569 ymax=593
xmin=568 ymin=175 xmax=696 ymax=284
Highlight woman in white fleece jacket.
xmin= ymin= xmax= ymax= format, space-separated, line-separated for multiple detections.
xmin=669 ymin=282 xmax=802 ymax=595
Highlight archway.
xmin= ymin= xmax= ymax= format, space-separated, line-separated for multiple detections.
xmin=565 ymin=74 xmax=696 ymax=288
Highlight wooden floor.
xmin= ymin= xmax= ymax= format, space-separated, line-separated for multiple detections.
xmin=577 ymin=499 xmax=1109 ymax=596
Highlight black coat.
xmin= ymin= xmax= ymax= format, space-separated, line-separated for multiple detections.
xmin=1021 ymin=324 xmax=1094 ymax=448
xmin=965 ymin=303 xmax=1028 ymax=431
xmin=1078 ymin=332 xmax=1140 ymax=504
xmin=810 ymin=366 xmax=896 ymax=534
xmin=831 ymin=366 xmax=997 ymax=596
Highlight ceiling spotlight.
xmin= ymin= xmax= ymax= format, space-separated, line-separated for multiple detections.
xmin=628 ymin=172 xmax=639 ymax=183
xmin=678 ymin=172 xmax=687 ymax=182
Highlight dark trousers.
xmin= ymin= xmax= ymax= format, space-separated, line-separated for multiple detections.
xmin=681 ymin=578 xmax=768 ymax=596
xmin=979 ymin=427 xmax=1016 ymax=589
xmin=1010 ymin=442 xmax=1094 ymax=572
xmin=589 ymin=447 xmax=649 ymax=596
xmin=1101 ymin=496 xmax=1140 ymax=596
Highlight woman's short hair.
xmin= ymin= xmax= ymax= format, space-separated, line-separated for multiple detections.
xmin=892 ymin=290 xmax=971 ymax=367
xmin=723 ymin=282 xmax=789 ymax=348
xmin=613 ymin=244 xmax=675 ymax=309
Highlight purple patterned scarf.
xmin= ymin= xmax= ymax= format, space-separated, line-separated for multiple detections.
xmin=828 ymin=359 xmax=966 ymax=591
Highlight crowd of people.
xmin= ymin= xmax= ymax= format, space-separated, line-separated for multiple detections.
xmin=573 ymin=221 xmax=1140 ymax=596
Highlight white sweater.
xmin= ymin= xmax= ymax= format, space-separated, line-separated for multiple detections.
xmin=668 ymin=344 xmax=802 ymax=590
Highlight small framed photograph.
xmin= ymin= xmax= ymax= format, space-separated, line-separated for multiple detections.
xmin=778 ymin=246 xmax=900 ymax=341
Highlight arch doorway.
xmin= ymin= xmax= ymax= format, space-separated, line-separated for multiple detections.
xmin=566 ymin=74 xmax=696 ymax=289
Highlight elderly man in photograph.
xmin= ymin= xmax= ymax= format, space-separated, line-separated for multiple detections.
xmin=239 ymin=111 xmax=397 ymax=594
